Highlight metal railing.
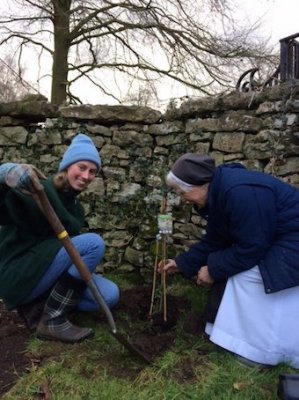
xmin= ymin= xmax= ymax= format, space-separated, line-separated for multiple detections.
xmin=236 ymin=32 xmax=299 ymax=92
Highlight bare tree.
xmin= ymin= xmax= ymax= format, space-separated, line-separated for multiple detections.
xmin=0 ymin=54 xmax=35 ymax=102
xmin=121 ymin=76 xmax=159 ymax=107
xmin=0 ymin=0 xmax=277 ymax=105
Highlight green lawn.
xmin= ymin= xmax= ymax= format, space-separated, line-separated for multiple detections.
xmin=3 ymin=274 xmax=296 ymax=400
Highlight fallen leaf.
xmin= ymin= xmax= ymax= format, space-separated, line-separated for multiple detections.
xmin=233 ymin=381 xmax=247 ymax=390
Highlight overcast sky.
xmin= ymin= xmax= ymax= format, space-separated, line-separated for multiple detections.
xmin=157 ymin=0 xmax=299 ymax=107
xmin=1 ymin=0 xmax=299 ymax=106
xmin=76 ymin=0 xmax=299 ymax=106
xmin=239 ymin=0 xmax=299 ymax=45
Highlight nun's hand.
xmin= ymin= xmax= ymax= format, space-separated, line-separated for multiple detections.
xmin=196 ymin=266 xmax=214 ymax=286
xmin=157 ymin=259 xmax=179 ymax=275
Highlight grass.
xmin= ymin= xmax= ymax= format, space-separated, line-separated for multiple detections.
xmin=3 ymin=273 xmax=297 ymax=400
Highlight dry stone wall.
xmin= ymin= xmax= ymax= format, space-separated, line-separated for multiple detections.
xmin=1 ymin=84 xmax=299 ymax=280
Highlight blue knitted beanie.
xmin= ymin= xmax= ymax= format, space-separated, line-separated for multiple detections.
xmin=59 ymin=133 xmax=101 ymax=172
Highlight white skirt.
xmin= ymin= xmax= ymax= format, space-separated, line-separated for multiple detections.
xmin=205 ymin=266 xmax=299 ymax=368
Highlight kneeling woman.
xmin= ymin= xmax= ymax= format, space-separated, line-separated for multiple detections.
xmin=159 ymin=153 xmax=299 ymax=369
xmin=0 ymin=133 xmax=119 ymax=343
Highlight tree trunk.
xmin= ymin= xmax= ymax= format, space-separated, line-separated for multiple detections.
xmin=51 ymin=0 xmax=71 ymax=105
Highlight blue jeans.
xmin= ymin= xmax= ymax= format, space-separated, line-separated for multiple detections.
xmin=23 ymin=233 xmax=119 ymax=311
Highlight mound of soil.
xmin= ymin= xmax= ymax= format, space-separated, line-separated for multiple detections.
xmin=0 ymin=285 xmax=204 ymax=397
xmin=114 ymin=286 xmax=191 ymax=363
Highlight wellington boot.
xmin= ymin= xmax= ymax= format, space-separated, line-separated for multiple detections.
xmin=37 ymin=315 xmax=94 ymax=343
xmin=36 ymin=273 xmax=93 ymax=344
xmin=17 ymin=294 xmax=48 ymax=332
xmin=17 ymin=302 xmax=44 ymax=332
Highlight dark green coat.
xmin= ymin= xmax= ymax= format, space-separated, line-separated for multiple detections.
xmin=0 ymin=179 xmax=84 ymax=310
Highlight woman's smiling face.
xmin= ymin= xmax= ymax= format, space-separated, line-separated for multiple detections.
xmin=66 ymin=161 xmax=98 ymax=191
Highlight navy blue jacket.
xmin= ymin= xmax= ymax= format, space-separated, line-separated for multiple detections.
xmin=176 ymin=163 xmax=299 ymax=293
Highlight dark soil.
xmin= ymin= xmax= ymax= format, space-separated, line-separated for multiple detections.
xmin=0 ymin=300 xmax=31 ymax=397
xmin=0 ymin=285 xmax=205 ymax=398
xmin=114 ymin=286 xmax=205 ymax=363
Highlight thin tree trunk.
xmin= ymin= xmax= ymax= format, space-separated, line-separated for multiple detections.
xmin=51 ymin=0 xmax=71 ymax=105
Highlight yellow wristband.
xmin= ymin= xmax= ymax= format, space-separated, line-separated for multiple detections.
xmin=57 ymin=230 xmax=68 ymax=240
